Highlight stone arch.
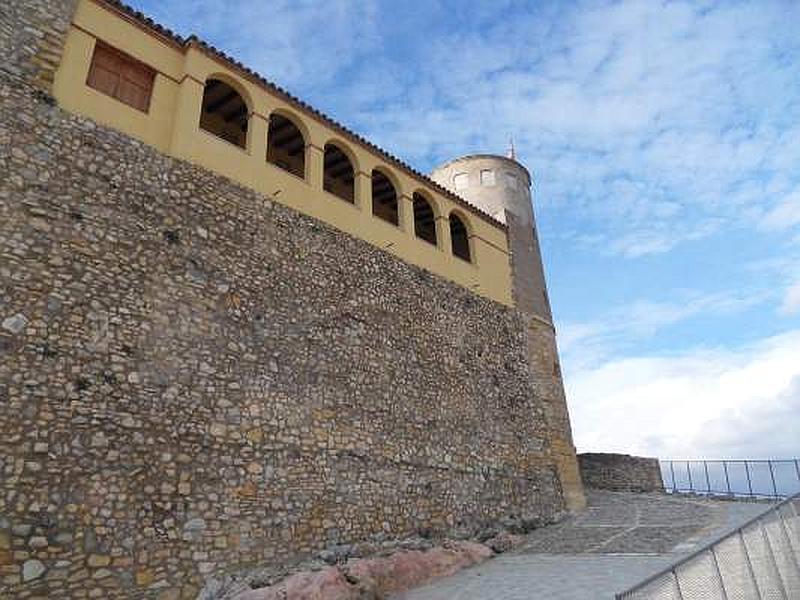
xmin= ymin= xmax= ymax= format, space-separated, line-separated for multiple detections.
xmin=449 ymin=210 xmax=472 ymax=262
xmin=206 ymin=71 xmax=255 ymax=110
xmin=323 ymin=140 xmax=357 ymax=203
xmin=371 ymin=168 xmax=399 ymax=226
xmin=412 ymin=191 xmax=438 ymax=246
xmin=199 ymin=76 xmax=251 ymax=149
xmin=266 ymin=109 xmax=307 ymax=179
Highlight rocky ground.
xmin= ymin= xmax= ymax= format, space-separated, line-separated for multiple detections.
xmin=394 ymin=490 xmax=773 ymax=600
xmin=197 ymin=530 xmax=526 ymax=599
xmin=197 ymin=490 xmax=771 ymax=599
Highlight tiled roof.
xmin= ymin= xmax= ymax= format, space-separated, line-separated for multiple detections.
xmin=97 ymin=0 xmax=506 ymax=229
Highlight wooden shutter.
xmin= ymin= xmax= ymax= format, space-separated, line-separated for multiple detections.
xmin=86 ymin=44 xmax=122 ymax=98
xmin=118 ymin=62 xmax=153 ymax=112
xmin=86 ymin=41 xmax=155 ymax=113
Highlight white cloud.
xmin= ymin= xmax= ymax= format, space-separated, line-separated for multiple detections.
xmin=781 ymin=281 xmax=800 ymax=315
xmin=353 ymin=0 xmax=800 ymax=256
xmin=130 ymin=0 xmax=800 ymax=260
xmin=760 ymin=191 xmax=800 ymax=232
xmin=609 ymin=219 xmax=723 ymax=258
xmin=558 ymin=289 xmax=771 ymax=369
xmin=132 ymin=0 xmax=380 ymax=91
xmin=744 ymin=252 xmax=800 ymax=316
xmin=566 ymin=330 xmax=800 ymax=458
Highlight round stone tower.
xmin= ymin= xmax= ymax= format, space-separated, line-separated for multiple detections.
xmin=431 ymin=153 xmax=586 ymax=512
xmin=430 ymin=153 xmax=552 ymax=322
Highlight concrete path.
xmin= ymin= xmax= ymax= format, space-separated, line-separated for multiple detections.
xmin=392 ymin=491 xmax=773 ymax=600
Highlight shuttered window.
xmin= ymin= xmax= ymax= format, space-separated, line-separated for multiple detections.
xmin=86 ymin=42 xmax=155 ymax=113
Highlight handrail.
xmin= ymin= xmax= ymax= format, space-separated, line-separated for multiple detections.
xmin=615 ymin=491 xmax=800 ymax=598
xmin=662 ymin=458 xmax=800 ymax=499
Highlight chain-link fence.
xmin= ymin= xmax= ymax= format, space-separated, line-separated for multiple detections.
xmin=616 ymin=493 xmax=800 ymax=599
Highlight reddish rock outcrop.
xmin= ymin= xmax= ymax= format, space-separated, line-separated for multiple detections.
xmin=232 ymin=567 xmax=365 ymax=600
xmin=232 ymin=542 xmax=495 ymax=600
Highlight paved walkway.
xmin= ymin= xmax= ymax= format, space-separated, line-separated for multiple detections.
xmin=393 ymin=490 xmax=773 ymax=600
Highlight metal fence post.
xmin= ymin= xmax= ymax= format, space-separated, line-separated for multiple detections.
xmin=759 ymin=520 xmax=789 ymax=600
xmin=670 ymin=460 xmax=677 ymax=493
xmin=723 ymin=460 xmax=731 ymax=495
xmin=776 ymin=509 xmax=800 ymax=573
xmin=739 ymin=529 xmax=764 ymax=600
xmin=672 ymin=569 xmax=685 ymax=600
xmin=687 ymin=461 xmax=693 ymax=493
xmin=745 ymin=460 xmax=754 ymax=497
xmin=704 ymin=460 xmax=712 ymax=494
xmin=769 ymin=460 xmax=778 ymax=498
xmin=710 ymin=547 xmax=729 ymax=600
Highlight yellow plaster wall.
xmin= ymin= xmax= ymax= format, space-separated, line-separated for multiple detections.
xmin=54 ymin=0 xmax=181 ymax=152
xmin=52 ymin=0 xmax=514 ymax=306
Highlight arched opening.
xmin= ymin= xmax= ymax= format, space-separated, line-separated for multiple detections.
xmin=267 ymin=113 xmax=305 ymax=179
xmin=371 ymin=169 xmax=398 ymax=225
xmin=323 ymin=143 xmax=354 ymax=203
xmin=200 ymin=78 xmax=249 ymax=148
xmin=449 ymin=213 xmax=471 ymax=262
xmin=413 ymin=192 xmax=437 ymax=245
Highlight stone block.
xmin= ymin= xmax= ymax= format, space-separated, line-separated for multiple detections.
xmin=22 ymin=559 xmax=45 ymax=582
xmin=135 ymin=569 xmax=154 ymax=586
xmin=86 ymin=555 xmax=111 ymax=568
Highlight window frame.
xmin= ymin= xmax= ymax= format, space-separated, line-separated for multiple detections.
xmin=322 ymin=142 xmax=356 ymax=204
xmin=412 ymin=191 xmax=438 ymax=246
xmin=199 ymin=77 xmax=251 ymax=150
xmin=86 ymin=41 xmax=156 ymax=114
xmin=266 ymin=112 xmax=307 ymax=180
xmin=449 ymin=212 xmax=473 ymax=263
xmin=371 ymin=168 xmax=400 ymax=227
xmin=453 ymin=172 xmax=469 ymax=191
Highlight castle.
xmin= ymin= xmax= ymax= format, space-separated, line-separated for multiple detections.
xmin=0 ymin=0 xmax=584 ymax=597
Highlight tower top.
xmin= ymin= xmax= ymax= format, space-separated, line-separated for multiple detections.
xmin=429 ymin=153 xmax=533 ymax=226
xmin=430 ymin=154 xmax=531 ymax=188
xmin=507 ymin=136 xmax=516 ymax=160
xmin=429 ymin=152 xmax=552 ymax=322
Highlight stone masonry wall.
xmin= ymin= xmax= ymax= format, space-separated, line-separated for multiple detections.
xmin=0 ymin=4 xmax=567 ymax=596
xmin=525 ymin=319 xmax=585 ymax=511
xmin=578 ymin=453 xmax=665 ymax=493
xmin=0 ymin=0 xmax=76 ymax=94
xmin=506 ymin=211 xmax=552 ymax=323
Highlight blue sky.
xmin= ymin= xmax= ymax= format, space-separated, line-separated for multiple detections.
xmin=129 ymin=0 xmax=800 ymax=459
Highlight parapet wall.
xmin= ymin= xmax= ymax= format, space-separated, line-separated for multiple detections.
xmin=578 ymin=453 xmax=665 ymax=493
xmin=0 ymin=59 xmax=566 ymax=600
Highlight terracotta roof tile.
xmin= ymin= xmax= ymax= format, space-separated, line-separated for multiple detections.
xmin=95 ymin=0 xmax=505 ymax=229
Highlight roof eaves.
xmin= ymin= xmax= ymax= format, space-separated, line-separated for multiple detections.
xmin=93 ymin=0 xmax=506 ymax=230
